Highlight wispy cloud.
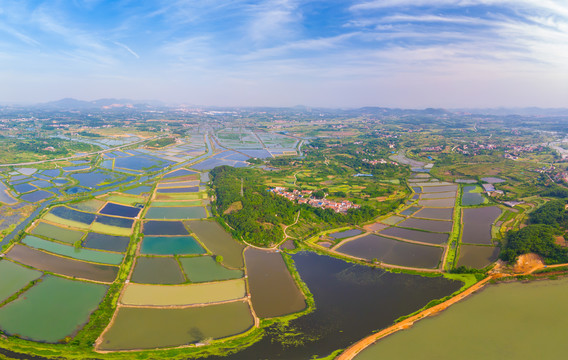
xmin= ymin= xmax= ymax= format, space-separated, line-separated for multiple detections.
xmin=114 ymin=41 xmax=140 ymax=59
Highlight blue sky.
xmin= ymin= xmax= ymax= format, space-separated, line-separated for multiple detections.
xmin=0 ymin=0 xmax=567 ymax=107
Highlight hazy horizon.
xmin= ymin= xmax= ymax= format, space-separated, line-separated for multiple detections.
xmin=1 ymin=1 xmax=567 ymax=108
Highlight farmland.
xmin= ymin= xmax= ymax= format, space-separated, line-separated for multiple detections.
xmin=0 ymin=110 xmax=566 ymax=360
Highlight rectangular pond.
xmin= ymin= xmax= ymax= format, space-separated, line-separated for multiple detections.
xmin=335 ymin=234 xmax=443 ymax=268
xmin=121 ymin=279 xmax=246 ymax=306
xmin=420 ymin=191 xmax=456 ymax=199
xmin=140 ymin=236 xmax=205 ymax=255
xmin=30 ymin=222 xmax=85 ymax=244
xmin=186 ymin=220 xmax=245 ymax=269
xmin=379 ymin=227 xmax=449 ymax=245
xmin=461 ymin=185 xmax=485 ymax=206
xmin=143 ymin=221 xmax=190 ymax=236
xmin=457 ymin=245 xmax=500 ymax=269
xmin=414 ymin=207 xmax=453 ymax=221
xmin=397 ymin=218 xmax=453 ymax=233
xmin=420 ymin=185 xmax=458 ymax=193
xmin=145 ymin=206 xmax=207 ymax=220
xmin=130 ymin=257 xmax=185 ymax=284
xmin=155 ymin=186 xmax=200 ymax=193
xmin=7 ymin=245 xmax=119 ymax=283
xmin=21 ymin=235 xmax=124 ymax=265
xmin=0 ymin=276 xmax=107 ymax=343
xmin=98 ymin=301 xmax=254 ymax=351
xmin=418 ymin=198 xmax=456 ymax=208
xmin=0 ymin=260 xmax=42 ymax=303
xmin=83 ymin=232 xmax=130 ymax=252
xmin=329 ymin=229 xmax=363 ymax=240
xmin=245 ymin=248 xmax=306 ymax=318
xmin=179 ymin=256 xmax=243 ymax=283
xmin=99 ymin=203 xmax=141 ymax=218
xmin=461 ymin=206 xmax=502 ymax=245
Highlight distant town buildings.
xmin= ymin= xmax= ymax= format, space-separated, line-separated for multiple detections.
xmin=270 ymin=187 xmax=361 ymax=213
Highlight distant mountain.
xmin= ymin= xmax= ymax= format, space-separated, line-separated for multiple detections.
xmin=36 ymin=98 xmax=165 ymax=110
xmin=453 ymin=107 xmax=568 ymax=117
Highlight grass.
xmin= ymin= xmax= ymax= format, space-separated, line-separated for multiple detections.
xmin=443 ymin=185 xmax=463 ymax=271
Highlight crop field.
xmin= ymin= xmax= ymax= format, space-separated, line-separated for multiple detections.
xmin=30 ymin=222 xmax=85 ymax=244
xmin=121 ymin=279 xmax=246 ymax=306
xmin=0 ymin=276 xmax=107 ymax=342
xmin=98 ymin=301 xmax=254 ymax=351
xmin=104 ymin=195 xmax=145 ymax=206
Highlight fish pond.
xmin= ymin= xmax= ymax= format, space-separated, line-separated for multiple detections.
xmin=30 ymin=222 xmax=85 ymax=244
xmin=99 ymin=203 xmax=141 ymax=218
xmin=457 ymin=245 xmax=500 ymax=269
xmin=418 ymin=198 xmax=456 ymax=208
xmin=336 ymin=234 xmax=443 ymax=268
xmin=130 ymin=257 xmax=185 ymax=284
xmin=0 ymin=276 xmax=107 ymax=343
xmin=82 ymin=232 xmax=130 ymax=252
xmin=99 ymin=301 xmax=254 ymax=351
xmin=212 ymin=252 xmax=461 ymax=360
xmin=328 ymin=229 xmax=363 ymax=239
xmin=397 ymin=218 xmax=453 ymax=233
xmin=143 ymin=221 xmax=189 ymax=236
xmin=461 ymin=185 xmax=486 ymax=206
xmin=0 ymin=260 xmax=42 ymax=303
xmin=461 ymin=206 xmax=501 ymax=245
xmin=245 ymin=248 xmax=306 ymax=318
xmin=22 ymin=235 xmax=124 ymax=265
xmin=414 ymin=207 xmax=453 ymax=221
xmin=120 ymin=279 xmax=246 ymax=306
xmin=140 ymin=236 xmax=205 ymax=255
xmin=356 ymin=278 xmax=568 ymax=360
xmin=179 ymin=256 xmax=243 ymax=283
xmin=145 ymin=206 xmax=207 ymax=220
xmin=7 ymin=245 xmax=119 ymax=283
xmin=186 ymin=220 xmax=245 ymax=269
xmin=379 ymin=227 xmax=448 ymax=245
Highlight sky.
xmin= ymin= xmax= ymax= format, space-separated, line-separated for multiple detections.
xmin=0 ymin=0 xmax=567 ymax=108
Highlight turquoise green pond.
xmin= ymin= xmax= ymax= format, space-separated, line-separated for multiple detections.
xmin=22 ymin=235 xmax=124 ymax=265
xmin=356 ymin=278 xmax=568 ymax=360
xmin=0 ymin=260 xmax=42 ymax=303
xmin=140 ymin=236 xmax=206 ymax=255
xmin=0 ymin=276 xmax=108 ymax=342
xmin=179 ymin=256 xmax=244 ymax=283
xmin=145 ymin=206 xmax=207 ymax=220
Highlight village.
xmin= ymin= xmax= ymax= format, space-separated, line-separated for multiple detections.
xmin=270 ymin=187 xmax=361 ymax=213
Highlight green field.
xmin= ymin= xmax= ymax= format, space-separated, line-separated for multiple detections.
xmin=179 ymin=256 xmax=244 ymax=283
